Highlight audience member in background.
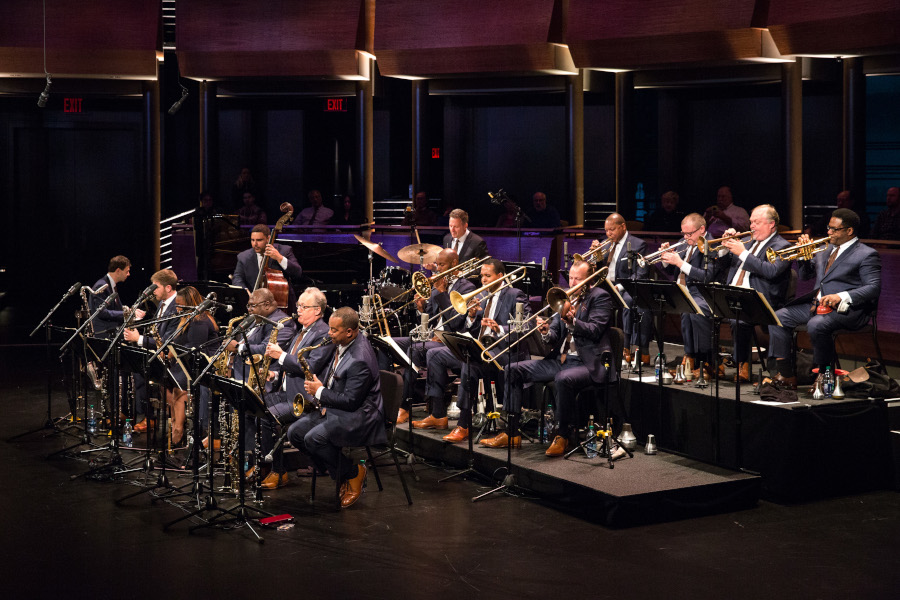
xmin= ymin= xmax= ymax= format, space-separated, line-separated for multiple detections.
xmin=238 ymin=191 xmax=267 ymax=227
xmin=298 ymin=189 xmax=334 ymax=226
xmin=231 ymin=167 xmax=259 ymax=210
xmin=704 ymin=186 xmax=750 ymax=239
xmin=334 ymin=194 xmax=365 ymax=226
xmin=402 ymin=191 xmax=438 ymax=226
xmin=644 ymin=190 xmax=685 ymax=232
xmin=526 ymin=191 xmax=562 ymax=229
xmin=871 ymin=186 xmax=900 ymax=241
xmin=805 ymin=190 xmax=870 ymax=238
xmin=495 ymin=197 xmax=524 ymax=228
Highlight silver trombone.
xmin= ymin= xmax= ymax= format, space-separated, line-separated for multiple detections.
xmin=636 ymin=239 xmax=689 ymax=268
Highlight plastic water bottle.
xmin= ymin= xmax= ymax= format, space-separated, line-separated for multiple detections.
xmin=123 ymin=419 xmax=133 ymax=448
xmin=87 ymin=404 xmax=98 ymax=435
xmin=823 ymin=366 xmax=834 ymax=397
xmin=585 ymin=415 xmax=598 ymax=459
xmin=655 ymin=355 xmax=663 ymax=381
xmin=543 ymin=404 xmax=555 ymax=442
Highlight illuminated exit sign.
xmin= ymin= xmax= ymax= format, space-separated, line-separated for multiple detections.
xmin=325 ymin=98 xmax=347 ymax=112
xmin=64 ymin=98 xmax=83 ymax=113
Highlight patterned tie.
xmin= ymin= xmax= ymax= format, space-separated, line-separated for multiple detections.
xmin=824 ymin=247 xmax=838 ymax=273
xmin=452 ymin=238 xmax=459 ymax=254
xmin=326 ymin=347 xmax=341 ymax=387
xmin=560 ymin=331 xmax=573 ymax=364
xmin=478 ymin=296 xmax=495 ymax=339
xmin=678 ymin=247 xmax=694 ymax=286
xmin=735 ymin=241 xmax=760 ymax=287
xmin=290 ymin=328 xmax=308 ymax=356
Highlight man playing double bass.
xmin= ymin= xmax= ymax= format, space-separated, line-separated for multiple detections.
xmin=232 ymin=223 xmax=302 ymax=308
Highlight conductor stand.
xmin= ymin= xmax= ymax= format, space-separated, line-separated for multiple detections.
xmin=188 ymin=374 xmax=272 ymax=543
xmin=699 ymin=284 xmax=780 ymax=472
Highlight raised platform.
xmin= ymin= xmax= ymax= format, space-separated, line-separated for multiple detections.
xmin=394 ymin=414 xmax=760 ymax=528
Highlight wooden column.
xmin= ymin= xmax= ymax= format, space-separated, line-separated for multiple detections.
xmin=357 ymin=56 xmax=375 ymax=222
xmin=199 ymin=80 xmax=218 ymax=195
xmin=566 ymin=70 xmax=585 ymax=226
xmin=615 ymin=72 xmax=634 ymax=214
xmin=412 ymin=80 xmax=428 ymax=198
xmin=143 ymin=77 xmax=161 ymax=271
xmin=842 ymin=57 xmax=866 ymax=202
xmin=782 ymin=59 xmax=803 ymax=231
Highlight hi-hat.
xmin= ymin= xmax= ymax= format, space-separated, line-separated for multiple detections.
xmin=397 ymin=242 xmax=442 ymax=265
xmin=353 ymin=234 xmax=398 ymax=263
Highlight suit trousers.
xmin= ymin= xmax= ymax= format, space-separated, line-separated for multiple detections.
xmin=260 ymin=390 xmax=297 ymax=474
xmin=770 ymin=303 xmax=868 ymax=367
xmin=508 ymin=356 xmax=590 ymax=428
xmin=287 ymin=411 xmax=357 ymax=483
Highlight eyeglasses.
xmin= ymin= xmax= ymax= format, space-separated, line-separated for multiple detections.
xmin=681 ymin=227 xmax=701 ymax=237
xmin=827 ymin=226 xmax=848 ymax=232
xmin=298 ymin=305 xmax=318 ymax=311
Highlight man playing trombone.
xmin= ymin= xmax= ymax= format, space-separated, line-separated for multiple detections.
xmin=506 ymin=259 xmax=613 ymax=457
xmin=768 ymin=209 xmax=881 ymax=390
xmin=718 ymin=205 xmax=792 ymax=382
xmin=416 ymin=259 xmax=530 ymax=443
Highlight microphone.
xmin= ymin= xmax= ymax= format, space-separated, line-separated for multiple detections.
xmin=252 ymin=314 xmax=286 ymax=330
xmin=168 ymin=84 xmax=189 ymax=115
xmin=83 ymin=283 xmax=109 ymax=296
xmin=103 ymin=291 xmax=119 ymax=306
xmin=37 ymin=75 xmax=52 ymax=108
xmin=66 ymin=281 xmax=82 ymax=297
xmin=627 ymin=241 xmax=635 ymax=273
xmin=194 ymin=292 xmax=218 ymax=314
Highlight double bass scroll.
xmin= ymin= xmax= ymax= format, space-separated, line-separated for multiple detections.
xmin=253 ymin=202 xmax=295 ymax=309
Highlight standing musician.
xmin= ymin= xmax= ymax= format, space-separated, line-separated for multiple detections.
xmin=89 ymin=255 xmax=144 ymax=338
xmin=588 ymin=213 xmax=653 ymax=366
xmin=436 ymin=208 xmax=488 ymax=265
xmin=259 ymin=288 xmax=332 ymax=490
xmin=506 ymin=260 xmax=614 ymax=457
xmin=289 ymin=307 xmax=387 ymax=508
xmin=660 ymin=214 xmax=728 ymax=378
xmin=415 ymin=259 xmax=530 ymax=443
xmin=768 ymin=208 xmax=882 ymax=390
xmin=123 ymin=269 xmax=179 ymax=434
xmin=718 ymin=205 xmax=792 ymax=382
xmin=232 ymin=223 xmax=302 ymax=306
xmin=391 ymin=248 xmax=475 ymax=425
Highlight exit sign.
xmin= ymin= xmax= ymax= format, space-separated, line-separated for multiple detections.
xmin=325 ymin=98 xmax=347 ymax=112
xmin=64 ymin=98 xmax=83 ymax=113
xmin=432 ymin=147 xmax=441 ymax=159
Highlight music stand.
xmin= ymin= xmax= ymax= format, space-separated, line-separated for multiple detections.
xmin=187 ymin=373 xmax=271 ymax=543
xmin=370 ymin=335 xmax=420 ymax=479
xmin=697 ymin=283 xmax=781 ymax=471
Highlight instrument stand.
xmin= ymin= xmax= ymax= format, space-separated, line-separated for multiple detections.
xmin=45 ymin=331 xmax=98 ymax=458
xmin=188 ymin=374 xmax=272 ymax=543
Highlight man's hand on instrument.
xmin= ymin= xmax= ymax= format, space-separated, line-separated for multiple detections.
xmin=820 ymin=294 xmax=842 ymax=310
xmin=481 ymin=317 xmax=499 ymax=333
xmin=264 ymin=244 xmax=284 ymax=263
xmin=723 ymin=228 xmax=737 ymax=238
xmin=798 ymin=233 xmax=812 ymax=245
xmin=134 ymin=309 xmax=146 ymax=320
xmin=225 ymin=339 xmax=238 ymax=352
xmin=415 ymin=297 xmax=427 ymax=312
xmin=434 ymin=276 xmax=449 ymax=293
xmin=589 ymin=239 xmax=602 ymax=251
xmin=123 ymin=328 xmax=139 ymax=343
xmin=561 ymin=303 xmax=576 ymax=325
xmin=722 ymin=237 xmax=745 ymax=256
xmin=264 ymin=342 xmax=283 ymax=360
xmin=661 ymin=251 xmax=683 ymax=268
xmin=266 ymin=370 xmax=278 ymax=382
xmin=424 ymin=262 xmax=438 ymax=272
xmin=536 ymin=316 xmax=550 ymax=335
xmin=304 ymin=374 xmax=323 ymax=396
xmin=468 ymin=303 xmax=479 ymax=318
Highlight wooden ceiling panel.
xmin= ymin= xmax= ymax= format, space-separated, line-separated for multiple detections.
xmin=767 ymin=0 xmax=900 ymax=56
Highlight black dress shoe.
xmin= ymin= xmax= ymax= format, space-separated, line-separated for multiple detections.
xmin=774 ymin=373 xmax=797 ymax=390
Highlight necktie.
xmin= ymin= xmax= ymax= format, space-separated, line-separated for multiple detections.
xmin=478 ymin=296 xmax=495 ymax=339
xmin=560 ymin=331 xmax=573 ymax=364
xmin=735 ymin=241 xmax=760 ymax=287
xmin=326 ymin=348 xmax=341 ymax=387
xmin=678 ymin=247 xmax=694 ymax=286
xmin=290 ymin=328 xmax=308 ymax=356
xmin=452 ymin=239 xmax=459 ymax=254
xmin=824 ymin=247 xmax=838 ymax=273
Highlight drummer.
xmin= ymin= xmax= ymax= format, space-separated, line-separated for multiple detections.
xmin=425 ymin=209 xmax=488 ymax=268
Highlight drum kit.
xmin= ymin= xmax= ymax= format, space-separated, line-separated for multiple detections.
xmin=352 ymin=234 xmax=443 ymax=335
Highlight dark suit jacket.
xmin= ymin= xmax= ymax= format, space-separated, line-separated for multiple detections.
xmin=232 ymin=244 xmax=302 ymax=306
xmin=544 ymin=286 xmax=614 ymax=383
xmin=169 ymin=316 xmax=218 ymax=390
xmin=722 ymin=234 xmax=793 ymax=310
xmin=442 ymin=231 xmax=488 ymax=264
xmin=279 ymin=318 xmax=332 ymax=401
xmin=606 ymin=232 xmax=650 ymax=283
xmin=425 ymin=277 xmax=476 ymax=332
xmin=671 ymin=244 xmax=729 ymax=312
xmin=89 ymin=275 xmax=125 ymax=336
xmin=233 ymin=309 xmax=297 ymax=387
xmin=800 ymin=239 xmax=881 ymax=316
xmin=468 ymin=284 xmax=531 ymax=360
xmin=140 ymin=296 xmax=179 ymax=350
xmin=318 ymin=334 xmax=387 ymax=447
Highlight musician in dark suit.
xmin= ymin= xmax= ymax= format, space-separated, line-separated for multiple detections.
xmin=230 ymin=288 xmax=298 ymax=386
xmin=506 ymin=260 xmax=613 ymax=457
xmin=442 ymin=208 xmax=488 ymax=264
xmin=415 ymin=259 xmax=530 ymax=443
xmin=661 ymin=213 xmax=728 ymax=378
xmin=290 ymin=307 xmax=387 ymax=508
xmin=719 ymin=205 xmax=792 ymax=382
xmin=232 ymin=223 xmax=302 ymax=307
xmin=769 ymin=209 xmax=882 ymax=389
xmin=123 ymin=269 xmax=179 ymax=433
xmin=260 ymin=287 xmax=332 ymax=489
xmin=589 ymin=213 xmax=654 ymax=367
xmin=89 ymin=255 xmax=142 ymax=337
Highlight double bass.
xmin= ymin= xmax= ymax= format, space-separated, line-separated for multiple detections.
xmin=253 ymin=202 xmax=295 ymax=308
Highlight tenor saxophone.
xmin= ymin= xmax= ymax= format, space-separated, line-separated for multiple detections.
xmin=293 ymin=336 xmax=333 ymax=417
xmin=246 ymin=316 xmax=293 ymax=396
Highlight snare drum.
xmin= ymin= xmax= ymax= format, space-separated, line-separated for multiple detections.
xmin=377 ymin=266 xmax=411 ymax=301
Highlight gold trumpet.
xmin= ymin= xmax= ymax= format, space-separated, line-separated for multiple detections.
xmin=637 ymin=239 xmax=689 ymax=268
xmin=480 ymin=266 xmax=609 ymax=362
xmin=697 ymin=231 xmax=752 ymax=254
xmin=449 ymin=267 xmax=526 ymax=314
xmin=766 ymin=236 xmax=830 ymax=263
xmin=411 ymin=255 xmax=490 ymax=299
xmin=573 ymin=238 xmax=614 ymax=263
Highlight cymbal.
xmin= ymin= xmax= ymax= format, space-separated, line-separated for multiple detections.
xmin=353 ymin=234 xmax=398 ymax=264
xmin=397 ymin=242 xmax=442 ymax=265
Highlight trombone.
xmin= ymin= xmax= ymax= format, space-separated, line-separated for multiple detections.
xmin=480 ymin=266 xmax=609 ymax=362
xmin=449 ymin=267 xmax=526 ymax=314
xmin=637 ymin=239 xmax=689 ymax=268
xmin=410 ymin=255 xmax=491 ymax=299
xmin=573 ymin=238 xmax=613 ymax=263
xmin=697 ymin=231 xmax=752 ymax=254
xmin=766 ymin=236 xmax=830 ymax=263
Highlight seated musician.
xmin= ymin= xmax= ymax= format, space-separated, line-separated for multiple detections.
xmin=660 ymin=214 xmax=728 ymax=379
xmin=389 ymin=248 xmax=476 ymax=425
xmin=259 ymin=288 xmax=332 ymax=490
xmin=289 ymin=307 xmax=387 ymax=508
xmin=441 ymin=208 xmax=488 ymax=264
xmin=89 ymin=255 xmax=144 ymax=338
xmin=718 ymin=205 xmax=792 ymax=382
xmin=589 ymin=213 xmax=653 ymax=367
xmin=768 ymin=209 xmax=882 ymax=390
xmin=506 ymin=260 xmax=613 ymax=457
xmin=232 ymin=223 xmax=302 ymax=307
xmin=123 ymin=269 xmax=179 ymax=434
xmin=414 ymin=259 xmax=530 ymax=443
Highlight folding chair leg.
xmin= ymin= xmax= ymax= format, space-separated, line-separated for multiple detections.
xmin=366 ymin=446 xmax=383 ymax=492
xmin=390 ymin=443 xmax=413 ymax=505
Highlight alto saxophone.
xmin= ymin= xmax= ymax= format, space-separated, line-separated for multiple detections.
xmin=246 ymin=316 xmax=293 ymax=396
xmin=293 ymin=336 xmax=333 ymax=417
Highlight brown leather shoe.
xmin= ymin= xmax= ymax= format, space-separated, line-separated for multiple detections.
xmin=341 ymin=464 xmax=367 ymax=508
xmin=412 ymin=415 xmax=449 ymax=430
xmin=479 ymin=432 xmax=522 ymax=449
xmin=442 ymin=426 xmax=468 ymax=442
xmin=245 ymin=465 xmax=256 ymax=481
xmin=774 ymin=373 xmax=798 ymax=390
xmin=396 ymin=408 xmax=409 ymax=424
xmin=201 ymin=436 xmax=221 ymax=451
xmin=545 ymin=435 xmax=569 ymax=457
xmin=735 ymin=362 xmax=751 ymax=383
xmin=261 ymin=471 xmax=289 ymax=490
xmin=133 ymin=418 xmax=155 ymax=433
xmin=623 ymin=347 xmax=633 ymax=364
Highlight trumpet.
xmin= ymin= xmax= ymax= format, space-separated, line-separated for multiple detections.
xmin=410 ymin=255 xmax=491 ymax=299
xmin=697 ymin=231 xmax=752 ymax=254
xmin=449 ymin=267 xmax=526 ymax=314
xmin=573 ymin=238 xmax=613 ymax=264
xmin=766 ymin=236 xmax=830 ymax=263
xmin=481 ymin=266 xmax=609 ymax=362
xmin=637 ymin=239 xmax=689 ymax=268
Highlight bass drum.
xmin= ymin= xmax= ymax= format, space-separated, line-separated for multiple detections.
xmin=377 ymin=266 xmax=411 ymax=302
